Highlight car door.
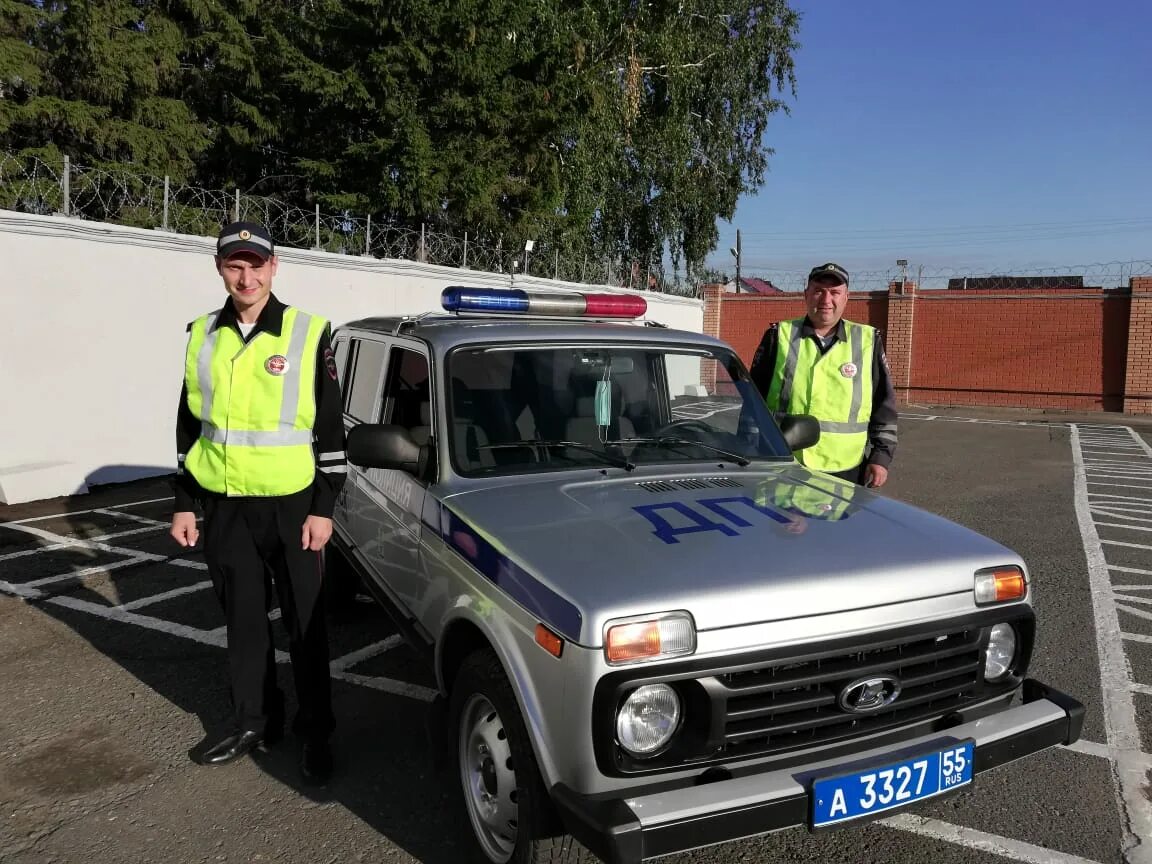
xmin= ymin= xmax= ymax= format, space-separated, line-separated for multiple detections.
xmin=355 ymin=339 xmax=431 ymax=617
xmin=334 ymin=334 xmax=391 ymax=582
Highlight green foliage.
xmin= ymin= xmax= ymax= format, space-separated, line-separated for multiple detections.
xmin=0 ymin=0 xmax=799 ymax=270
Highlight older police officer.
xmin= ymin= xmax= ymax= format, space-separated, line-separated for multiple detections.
xmin=170 ymin=222 xmax=347 ymax=783
xmin=748 ymin=262 xmax=898 ymax=488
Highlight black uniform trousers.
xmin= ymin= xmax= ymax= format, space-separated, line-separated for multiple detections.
xmin=202 ymin=487 xmax=334 ymax=742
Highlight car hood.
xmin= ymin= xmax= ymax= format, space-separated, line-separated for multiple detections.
xmin=439 ymin=466 xmax=1021 ymax=644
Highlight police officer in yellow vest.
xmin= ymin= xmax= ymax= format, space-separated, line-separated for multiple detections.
xmin=749 ymin=262 xmax=898 ymax=488
xmin=169 ymin=222 xmax=347 ymax=784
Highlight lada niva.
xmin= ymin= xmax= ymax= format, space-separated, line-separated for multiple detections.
xmin=327 ymin=286 xmax=1083 ymax=864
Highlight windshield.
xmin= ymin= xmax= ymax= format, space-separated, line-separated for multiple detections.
xmin=446 ymin=342 xmax=792 ymax=477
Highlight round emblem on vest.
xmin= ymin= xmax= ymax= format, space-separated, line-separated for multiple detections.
xmin=840 ymin=362 xmax=858 ymax=379
xmin=265 ymin=354 xmax=290 ymax=376
xmin=239 ymin=229 xmax=252 ymax=240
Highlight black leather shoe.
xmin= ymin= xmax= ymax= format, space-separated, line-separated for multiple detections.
xmin=199 ymin=730 xmax=266 ymax=766
xmin=299 ymin=740 xmax=333 ymax=785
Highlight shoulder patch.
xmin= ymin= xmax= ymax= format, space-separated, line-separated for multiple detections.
xmin=323 ymin=346 xmax=339 ymax=381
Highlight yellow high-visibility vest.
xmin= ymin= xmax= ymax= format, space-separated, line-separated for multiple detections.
xmin=764 ymin=319 xmax=875 ymax=472
xmin=183 ymin=306 xmax=327 ymax=496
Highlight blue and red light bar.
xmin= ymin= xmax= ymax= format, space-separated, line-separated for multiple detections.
xmin=441 ymin=287 xmax=647 ymax=319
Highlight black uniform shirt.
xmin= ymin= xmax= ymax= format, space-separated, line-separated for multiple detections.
xmin=747 ymin=317 xmax=899 ymax=469
xmin=175 ymin=294 xmax=347 ymax=517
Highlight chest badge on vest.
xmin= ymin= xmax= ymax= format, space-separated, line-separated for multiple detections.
xmin=839 ymin=362 xmax=858 ymax=379
xmin=265 ymin=354 xmax=290 ymax=376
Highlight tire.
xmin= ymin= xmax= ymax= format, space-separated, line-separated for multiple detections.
xmin=450 ymin=649 xmax=591 ymax=864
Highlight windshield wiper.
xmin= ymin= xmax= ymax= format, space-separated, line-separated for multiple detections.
xmin=614 ymin=437 xmax=752 ymax=467
xmin=477 ymin=440 xmax=636 ymax=471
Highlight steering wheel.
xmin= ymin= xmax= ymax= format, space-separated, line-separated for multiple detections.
xmin=654 ymin=419 xmax=717 ymax=440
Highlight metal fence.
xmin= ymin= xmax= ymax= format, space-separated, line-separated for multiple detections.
xmin=0 ymin=150 xmax=693 ymax=293
xmin=6 ymin=150 xmax=1146 ymax=298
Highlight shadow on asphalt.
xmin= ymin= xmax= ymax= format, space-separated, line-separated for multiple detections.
xmin=6 ymin=474 xmax=484 ymax=864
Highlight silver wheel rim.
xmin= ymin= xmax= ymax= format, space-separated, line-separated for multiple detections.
xmin=458 ymin=693 xmax=518 ymax=863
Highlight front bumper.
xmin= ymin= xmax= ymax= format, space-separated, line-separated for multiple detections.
xmin=551 ymin=679 xmax=1084 ymax=864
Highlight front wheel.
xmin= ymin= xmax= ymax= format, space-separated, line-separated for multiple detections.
xmin=450 ymin=649 xmax=589 ymax=864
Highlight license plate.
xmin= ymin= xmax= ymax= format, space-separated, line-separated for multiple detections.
xmin=811 ymin=740 xmax=974 ymax=828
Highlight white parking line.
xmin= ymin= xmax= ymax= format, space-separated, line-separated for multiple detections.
xmin=93 ymin=508 xmax=169 ymax=528
xmin=1066 ymin=738 xmax=1152 ymax=768
xmin=0 ymin=496 xmax=176 ymax=525
xmin=116 ymin=581 xmax=212 ymax=611
xmin=1123 ymin=632 xmax=1152 ymax=644
xmin=1072 ymin=424 xmax=1152 ymax=862
xmin=329 ymin=635 xmax=403 ymax=672
xmin=0 ymin=509 xmax=434 ymax=707
xmin=882 ymin=814 xmax=1104 ymax=864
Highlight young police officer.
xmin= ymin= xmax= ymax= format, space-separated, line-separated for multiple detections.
xmin=748 ymin=262 xmax=898 ymax=488
xmin=169 ymin=222 xmax=347 ymax=784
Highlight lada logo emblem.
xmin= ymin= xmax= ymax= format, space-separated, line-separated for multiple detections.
xmin=838 ymin=675 xmax=901 ymax=714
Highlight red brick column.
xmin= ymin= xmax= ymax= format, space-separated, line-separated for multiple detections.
xmin=702 ymin=284 xmax=723 ymax=338
xmin=700 ymin=284 xmax=723 ymax=391
xmin=885 ymin=280 xmax=917 ymax=401
xmin=1124 ymin=277 xmax=1152 ymax=413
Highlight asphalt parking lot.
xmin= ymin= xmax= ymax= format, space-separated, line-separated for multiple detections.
xmin=2 ymin=408 xmax=1151 ymax=864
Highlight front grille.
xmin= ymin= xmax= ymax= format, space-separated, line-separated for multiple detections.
xmin=715 ymin=627 xmax=984 ymax=756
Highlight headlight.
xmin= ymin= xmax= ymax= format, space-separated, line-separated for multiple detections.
xmin=604 ymin=611 xmax=696 ymax=665
xmin=985 ymin=623 xmax=1017 ymax=681
xmin=616 ymin=684 xmax=681 ymax=757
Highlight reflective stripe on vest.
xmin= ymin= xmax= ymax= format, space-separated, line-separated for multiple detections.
xmin=764 ymin=319 xmax=875 ymax=472
xmin=183 ymin=306 xmax=327 ymax=496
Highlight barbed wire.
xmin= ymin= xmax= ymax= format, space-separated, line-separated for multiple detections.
xmin=0 ymin=149 xmax=697 ymax=295
xmin=5 ymin=150 xmax=1144 ymax=299
xmin=712 ymin=261 xmax=1152 ymax=294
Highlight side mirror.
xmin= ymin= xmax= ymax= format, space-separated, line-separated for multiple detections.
xmin=776 ymin=414 xmax=821 ymax=452
xmin=347 ymin=424 xmax=423 ymax=473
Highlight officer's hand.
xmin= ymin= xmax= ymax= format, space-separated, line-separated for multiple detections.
xmin=170 ymin=511 xmax=199 ymax=548
xmin=864 ymin=464 xmax=889 ymax=489
xmin=302 ymin=515 xmax=334 ymax=552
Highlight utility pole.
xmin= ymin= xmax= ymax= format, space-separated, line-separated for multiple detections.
xmin=730 ymin=229 xmax=742 ymax=292
xmin=736 ymin=229 xmax=742 ymax=291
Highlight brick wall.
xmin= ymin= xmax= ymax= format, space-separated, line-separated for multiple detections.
xmin=1124 ymin=277 xmax=1152 ymax=413
xmin=715 ymin=291 xmax=889 ymax=364
xmin=909 ymin=288 xmax=1128 ymax=411
xmin=705 ymin=281 xmax=1138 ymax=413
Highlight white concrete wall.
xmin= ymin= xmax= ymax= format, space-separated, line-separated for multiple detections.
xmin=0 ymin=210 xmax=703 ymax=504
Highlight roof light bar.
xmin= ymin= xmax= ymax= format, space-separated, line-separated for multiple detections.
xmin=441 ymin=287 xmax=647 ymax=319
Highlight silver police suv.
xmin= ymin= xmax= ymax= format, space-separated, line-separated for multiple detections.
xmin=328 ymin=287 xmax=1083 ymax=864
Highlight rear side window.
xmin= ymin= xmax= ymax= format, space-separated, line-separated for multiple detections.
xmin=345 ymin=338 xmax=389 ymax=421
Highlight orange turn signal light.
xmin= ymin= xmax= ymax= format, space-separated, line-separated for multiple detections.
xmin=535 ymin=624 xmax=564 ymax=658
xmin=606 ymin=621 xmax=662 ymax=663
xmin=975 ymin=567 xmax=1027 ymax=605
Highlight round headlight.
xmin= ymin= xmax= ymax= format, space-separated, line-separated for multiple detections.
xmin=985 ymin=623 xmax=1017 ymax=681
xmin=616 ymin=684 xmax=681 ymax=757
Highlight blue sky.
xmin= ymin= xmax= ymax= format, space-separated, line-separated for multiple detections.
xmin=703 ymin=0 xmax=1152 ymax=288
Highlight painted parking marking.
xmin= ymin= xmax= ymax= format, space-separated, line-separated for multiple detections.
xmin=0 ymin=496 xmax=177 ymax=525
xmin=0 ymin=505 xmax=425 ymax=702
xmin=881 ymin=815 xmax=1104 ymax=864
xmin=0 ymin=462 xmax=1142 ymax=864
xmin=1071 ymin=423 xmax=1152 ymax=862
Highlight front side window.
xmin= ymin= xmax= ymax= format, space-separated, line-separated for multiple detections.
xmin=446 ymin=343 xmax=791 ymax=476
xmin=381 ymin=347 xmax=431 ymax=445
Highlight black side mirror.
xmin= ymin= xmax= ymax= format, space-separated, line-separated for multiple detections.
xmin=347 ymin=424 xmax=423 ymax=474
xmin=776 ymin=414 xmax=821 ymax=452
